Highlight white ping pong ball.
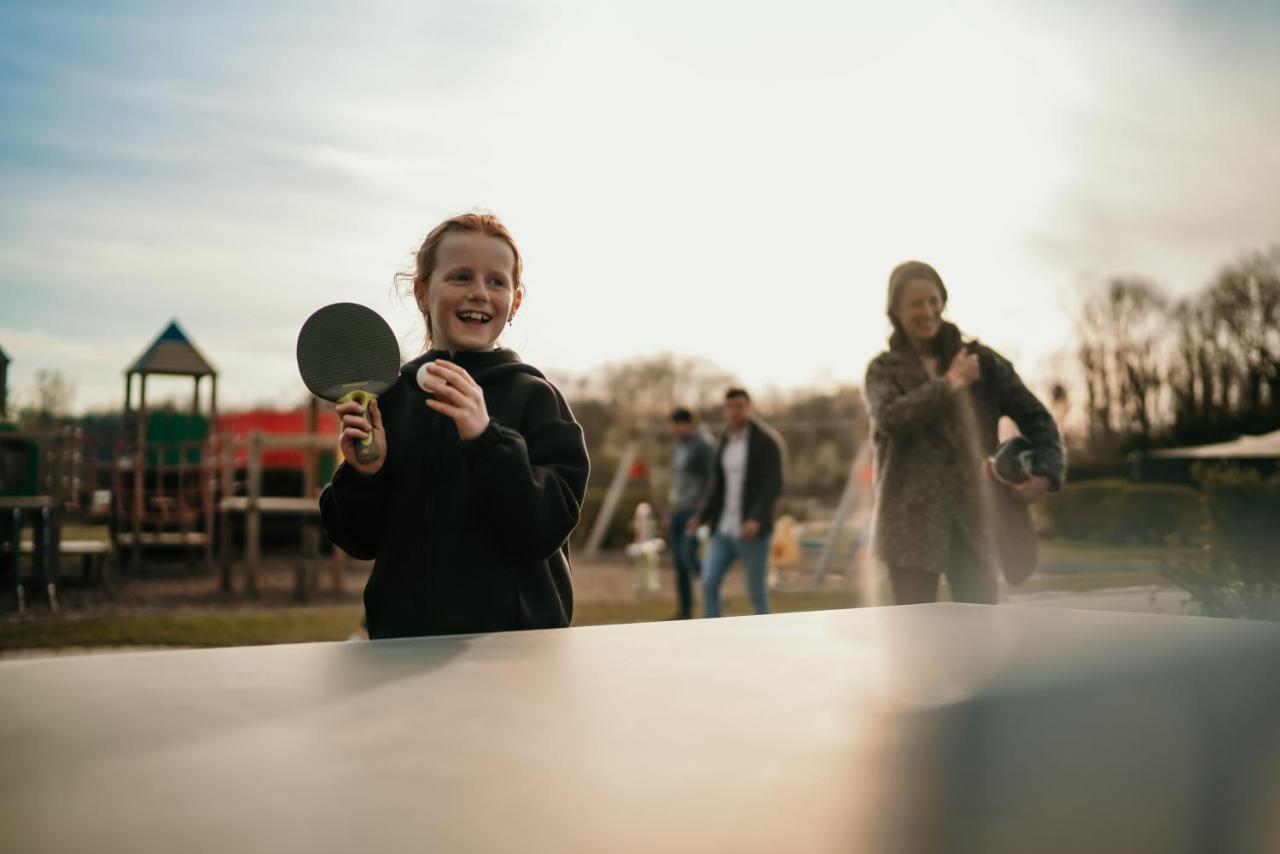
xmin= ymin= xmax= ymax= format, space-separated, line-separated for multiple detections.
xmin=416 ymin=363 xmax=431 ymax=393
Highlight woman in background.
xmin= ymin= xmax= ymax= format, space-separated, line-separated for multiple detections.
xmin=864 ymin=261 xmax=1065 ymax=604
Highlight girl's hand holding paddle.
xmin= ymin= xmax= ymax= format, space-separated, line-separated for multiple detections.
xmin=338 ymin=398 xmax=387 ymax=475
xmin=419 ymin=360 xmax=489 ymax=440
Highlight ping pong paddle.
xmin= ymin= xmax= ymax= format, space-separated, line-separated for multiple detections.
xmin=984 ymin=437 xmax=1041 ymax=585
xmin=296 ymin=302 xmax=401 ymax=465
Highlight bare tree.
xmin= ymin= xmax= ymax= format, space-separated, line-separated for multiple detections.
xmin=1169 ymin=294 xmax=1236 ymax=438
xmin=23 ymin=369 xmax=76 ymax=426
xmin=1077 ymin=278 xmax=1170 ymax=448
xmin=1207 ymin=247 xmax=1280 ymax=421
xmin=555 ymin=353 xmax=739 ymax=478
xmin=590 ymin=353 xmax=738 ymax=424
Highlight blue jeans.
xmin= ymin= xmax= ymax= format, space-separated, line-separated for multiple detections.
xmin=701 ymin=532 xmax=772 ymax=618
xmin=669 ymin=510 xmax=700 ymax=618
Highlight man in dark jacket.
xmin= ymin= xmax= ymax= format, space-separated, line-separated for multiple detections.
xmin=667 ymin=407 xmax=715 ymax=619
xmin=691 ymin=388 xmax=785 ymax=618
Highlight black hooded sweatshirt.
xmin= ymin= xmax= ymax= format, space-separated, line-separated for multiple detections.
xmin=319 ymin=348 xmax=589 ymax=639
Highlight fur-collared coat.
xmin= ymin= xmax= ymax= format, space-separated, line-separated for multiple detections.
xmin=864 ymin=335 xmax=1065 ymax=575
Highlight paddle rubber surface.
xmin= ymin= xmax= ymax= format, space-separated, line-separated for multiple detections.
xmin=296 ymin=302 xmax=400 ymax=464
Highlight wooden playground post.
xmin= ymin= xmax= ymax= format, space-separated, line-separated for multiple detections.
xmin=304 ymin=397 xmax=318 ymax=499
xmin=202 ymin=435 xmax=214 ymax=572
xmin=218 ymin=433 xmax=236 ymax=594
xmin=131 ymin=375 xmax=146 ymax=573
xmin=583 ymin=439 xmax=639 ymax=560
xmin=813 ymin=442 xmax=868 ymax=582
xmin=217 ymin=431 xmax=341 ymax=601
xmin=244 ymin=430 xmax=262 ymax=597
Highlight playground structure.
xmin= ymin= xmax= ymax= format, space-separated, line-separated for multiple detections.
xmin=117 ymin=320 xmax=218 ymax=573
xmin=215 ymin=411 xmax=345 ymax=601
xmin=114 ymin=324 xmax=348 ymax=598
xmin=1 ymin=323 xmax=350 ymax=611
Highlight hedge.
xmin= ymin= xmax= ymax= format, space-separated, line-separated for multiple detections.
xmin=1039 ymin=479 xmax=1206 ymax=545
xmin=1161 ymin=467 xmax=1280 ymax=620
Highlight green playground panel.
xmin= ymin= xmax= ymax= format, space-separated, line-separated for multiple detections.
xmin=317 ymin=449 xmax=337 ymax=485
xmin=144 ymin=411 xmax=208 ymax=465
xmin=0 ymin=435 xmax=39 ymax=496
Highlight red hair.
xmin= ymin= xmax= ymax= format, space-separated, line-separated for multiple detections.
xmin=412 ymin=213 xmax=522 ymax=291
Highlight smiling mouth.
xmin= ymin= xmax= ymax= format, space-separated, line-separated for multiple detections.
xmin=456 ymin=311 xmax=492 ymax=325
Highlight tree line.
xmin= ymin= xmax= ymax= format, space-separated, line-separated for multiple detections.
xmin=1070 ymin=244 xmax=1279 ymax=461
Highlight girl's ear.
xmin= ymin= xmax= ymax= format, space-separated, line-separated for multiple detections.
xmin=413 ymin=278 xmax=428 ymax=313
xmin=509 ymin=286 xmax=524 ymax=323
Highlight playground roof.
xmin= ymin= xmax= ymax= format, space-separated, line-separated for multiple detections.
xmin=127 ymin=320 xmax=217 ymax=377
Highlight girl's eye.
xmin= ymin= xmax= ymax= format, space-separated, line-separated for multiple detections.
xmin=488 ymin=277 xmax=506 ymax=288
xmin=449 ymin=272 xmax=469 ymax=283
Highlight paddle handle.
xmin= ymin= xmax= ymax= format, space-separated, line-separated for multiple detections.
xmin=355 ymin=427 xmax=381 ymax=465
xmin=342 ymin=391 xmax=382 ymax=466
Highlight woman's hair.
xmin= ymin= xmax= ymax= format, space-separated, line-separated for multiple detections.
xmin=885 ymin=260 xmax=964 ymax=367
xmin=395 ymin=212 xmax=524 ymax=345
xmin=885 ymin=260 xmax=947 ymax=317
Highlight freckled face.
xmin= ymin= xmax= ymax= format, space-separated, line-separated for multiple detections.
xmin=416 ymin=231 xmax=521 ymax=351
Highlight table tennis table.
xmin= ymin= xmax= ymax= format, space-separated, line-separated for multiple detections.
xmin=2 ymin=604 xmax=1278 ymax=853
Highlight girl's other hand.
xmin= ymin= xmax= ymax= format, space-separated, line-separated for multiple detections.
xmin=420 ymin=360 xmax=491 ymax=440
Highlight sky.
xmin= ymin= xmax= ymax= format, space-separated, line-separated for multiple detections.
xmin=2 ymin=0 xmax=1278 ymax=415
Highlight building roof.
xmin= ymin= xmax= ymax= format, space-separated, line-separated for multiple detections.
xmin=1146 ymin=429 xmax=1280 ymax=460
xmin=126 ymin=320 xmax=217 ymax=377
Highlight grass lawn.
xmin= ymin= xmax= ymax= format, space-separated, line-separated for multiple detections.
xmin=0 ymin=590 xmax=863 ymax=654
xmin=1038 ymin=538 xmax=1201 ymax=567
xmin=0 ymin=538 xmax=1192 ymax=655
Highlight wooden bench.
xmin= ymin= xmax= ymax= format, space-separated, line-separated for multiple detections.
xmin=15 ymin=539 xmax=112 ymax=585
xmin=218 ymin=495 xmax=335 ymax=601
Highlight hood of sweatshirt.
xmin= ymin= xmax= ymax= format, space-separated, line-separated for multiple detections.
xmin=400 ymin=348 xmax=547 ymax=387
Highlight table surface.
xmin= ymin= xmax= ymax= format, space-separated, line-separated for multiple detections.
xmin=0 ymin=495 xmax=54 ymax=509
xmin=3 ymin=604 xmax=1279 ymax=854
xmin=219 ymin=496 xmax=320 ymax=514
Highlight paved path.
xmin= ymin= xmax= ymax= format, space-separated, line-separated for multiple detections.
xmin=1006 ymin=585 xmax=1194 ymax=616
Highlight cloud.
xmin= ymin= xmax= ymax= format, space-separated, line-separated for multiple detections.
xmin=0 ymin=327 xmax=138 ymax=412
xmin=2 ymin=0 xmax=1277 ymax=415
xmin=1028 ymin=1 xmax=1280 ymax=297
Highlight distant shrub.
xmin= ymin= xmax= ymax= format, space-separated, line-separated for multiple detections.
xmin=1121 ymin=482 xmax=1209 ymax=545
xmin=1161 ymin=467 xmax=1280 ymax=620
xmin=1039 ymin=480 xmax=1125 ymax=541
xmin=1041 ymin=479 xmax=1205 ymax=544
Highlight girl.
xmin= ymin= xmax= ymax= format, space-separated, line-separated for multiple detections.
xmin=320 ymin=213 xmax=590 ymax=638
xmin=864 ymin=260 xmax=1065 ymax=605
